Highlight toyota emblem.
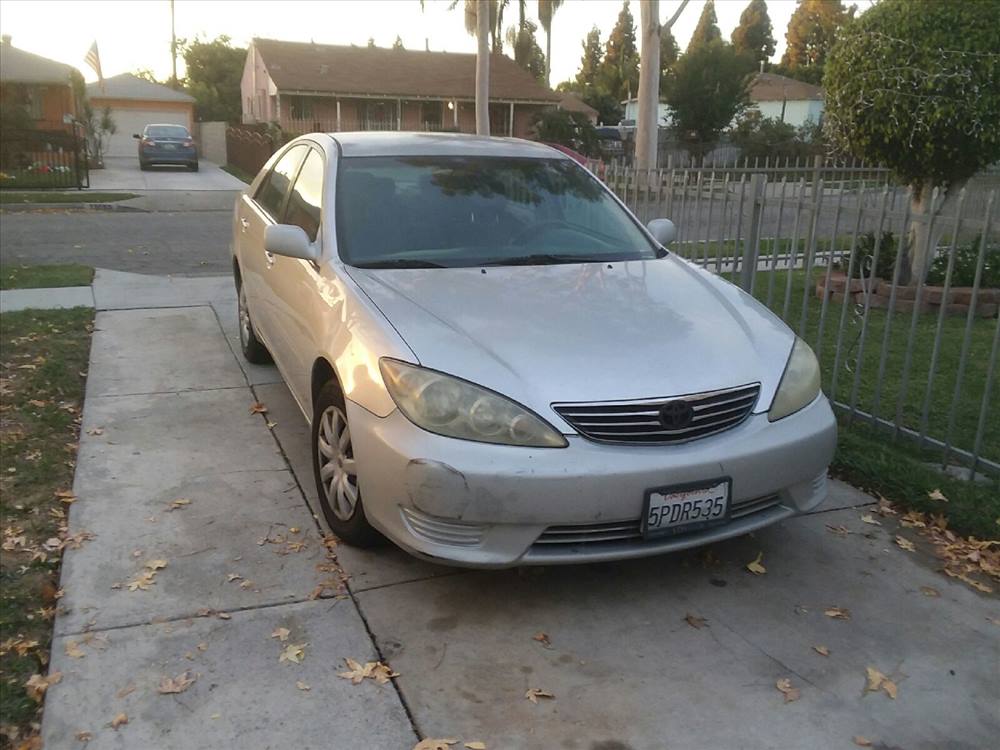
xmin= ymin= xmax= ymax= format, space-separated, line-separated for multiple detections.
xmin=659 ymin=400 xmax=694 ymax=430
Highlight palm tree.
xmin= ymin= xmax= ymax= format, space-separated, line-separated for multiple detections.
xmin=452 ymin=1 xmax=496 ymax=134
xmin=537 ymin=0 xmax=563 ymax=87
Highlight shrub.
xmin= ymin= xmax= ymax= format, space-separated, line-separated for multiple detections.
xmin=837 ymin=231 xmax=898 ymax=280
xmin=926 ymin=237 xmax=1000 ymax=288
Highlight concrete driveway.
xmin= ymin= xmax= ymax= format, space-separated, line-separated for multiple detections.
xmin=41 ymin=273 xmax=1000 ymax=750
xmin=88 ymin=156 xmax=247 ymax=191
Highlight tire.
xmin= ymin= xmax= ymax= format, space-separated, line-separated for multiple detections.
xmin=139 ymin=161 xmax=149 ymax=171
xmin=189 ymin=162 xmax=199 ymax=172
xmin=312 ymin=379 xmax=381 ymax=547
xmin=237 ymin=279 xmax=272 ymax=364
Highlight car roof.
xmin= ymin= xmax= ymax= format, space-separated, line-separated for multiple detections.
xmin=326 ymin=131 xmax=569 ymax=160
xmin=145 ymin=123 xmax=189 ymax=129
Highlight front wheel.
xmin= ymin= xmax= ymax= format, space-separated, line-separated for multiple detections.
xmin=189 ymin=162 xmax=199 ymax=172
xmin=312 ymin=380 xmax=381 ymax=547
xmin=237 ymin=281 xmax=272 ymax=364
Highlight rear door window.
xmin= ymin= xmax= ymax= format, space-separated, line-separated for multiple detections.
xmin=283 ymin=148 xmax=324 ymax=242
xmin=255 ymin=145 xmax=307 ymax=221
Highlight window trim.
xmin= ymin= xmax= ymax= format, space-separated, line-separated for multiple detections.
xmin=252 ymin=143 xmax=309 ymax=222
xmin=280 ymin=146 xmax=326 ymax=244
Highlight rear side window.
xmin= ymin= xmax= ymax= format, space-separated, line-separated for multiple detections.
xmin=146 ymin=125 xmax=189 ymax=138
xmin=283 ymin=149 xmax=323 ymax=242
xmin=255 ymin=145 xmax=307 ymax=221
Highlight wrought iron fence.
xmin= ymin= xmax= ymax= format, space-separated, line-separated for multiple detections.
xmin=0 ymin=128 xmax=88 ymax=189
xmin=590 ymin=162 xmax=999 ymax=479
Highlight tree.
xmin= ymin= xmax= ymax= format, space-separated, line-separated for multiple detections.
xmin=367 ymin=37 xmax=376 ymax=48
xmin=731 ymin=0 xmax=775 ymax=66
xmin=599 ymin=0 xmax=640 ymax=105
xmin=181 ymin=36 xmax=246 ymax=122
xmin=574 ymin=26 xmax=603 ymax=91
xmin=824 ymin=0 xmax=1000 ymax=282
xmin=451 ymin=1 xmax=496 ymax=134
xmin=729 ymin=110 xmax=823 ymax=161
xmin=132 ymin=68 xmax=161 ymax=83
xmin=392 ymin=35 xmax=405 ymax=50
xmin=664 ymin=41 xmax=754 ymax=160
xmin=537 ymin=0 xmax=563 ymax=87
xmin=451 ymin=0 xmax=506 ymax=54
xmin=532 ymin=108 xmax=599 ymax=156
xmin=506 ymin=19 xmax=546 ymax=82
xmin=780 ymin=0 xmax=854 ymax=84
xmin=686 ymin=0 xmax=721 ymax=52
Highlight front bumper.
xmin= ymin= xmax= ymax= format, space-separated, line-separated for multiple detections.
xmin=348 ymin=395 xmax=837 ymax=567
xmin=140 ymin=147 xmax=196 ymax=164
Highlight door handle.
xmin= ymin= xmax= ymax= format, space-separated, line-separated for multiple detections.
xmin=265 ymin=250 xmax=275 ymax=267
xmin=240 ymin=217 xmax=249 ymax=231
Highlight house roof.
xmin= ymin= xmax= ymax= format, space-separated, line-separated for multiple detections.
xmin=0 ymin=40 xmax=76 ymax=84
xmin=87 ymin=73 xmax=195 ymax=103
xmin=252 ymin=38 xmax=560 ymax=103
xmin=558 ymin=92 xmax=598 ymax=118
xmin=749 ymin=73 xmax=823 ymax=102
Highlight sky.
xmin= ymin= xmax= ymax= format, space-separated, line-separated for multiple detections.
xmin=0 ymin=0 xmax=802 ymax=86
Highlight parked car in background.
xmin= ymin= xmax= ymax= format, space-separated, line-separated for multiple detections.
xmin=133 ymin=124 xmax=198 ymax=171
xmin=231 ymin=132 xmax=836 ymax=568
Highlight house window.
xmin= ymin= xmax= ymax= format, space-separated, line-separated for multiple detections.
xmin=290 ymin=95 xmax=313 ymax=120
xmin=361 ymin=100 xmax=397 ymax=131
xmin=420 ymin=101 xmax=442 ymax=131
xmin=489 ymin=102 xmax=511 ymax=137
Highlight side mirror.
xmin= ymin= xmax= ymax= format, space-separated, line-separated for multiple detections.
xmin=647 ymin=218 xmax=676 ymax=246
xmin=265 ymin=224 xmax=319 ymax=262
xmin=132 ymin=133 xmax=141 ymax=139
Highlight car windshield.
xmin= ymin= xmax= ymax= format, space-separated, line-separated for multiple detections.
xmin=146 ymin=125 xmax=189 ymax=139
xmin=336 ymin=156 xmax=657 ymax=268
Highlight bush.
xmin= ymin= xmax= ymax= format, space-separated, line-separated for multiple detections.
xmin=837 ymin=231 xmax=899 ymax=280
xmin=728 ymin=110 xmax=824 ymax=162
xmin=926 ymin=237 xmax=1000 ymax=288
xmin=531 ymin=109 xmax=600 ymax=157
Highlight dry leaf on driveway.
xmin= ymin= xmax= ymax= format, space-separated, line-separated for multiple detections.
xmin=75 ymin=731 xmax=93 ymax=742
xmin=895 ymin=536 xmax=916 ymax=552
xmin=920 ymin=585 xmax=940 ymax=597
xmin=532 ymin=632 xmax=551 ymax=648
xmin=746 ymin=552 xmax=767 ymax=575
xmin=158 ymin=671 xmax=196 ymax=694
xmin=826 ymin=524 xmax=850 ymax=536
xmin=296 ymin=680 xmax=311 ymax=691
xmin=279 ymin=643 xmax=307 ymax=664
xmin=860 ymin=514 xmax=881 ymax=526
xmin=249 ymin=402 xmax=268 ymax=414
xmin=824 ymin=606 xmax=851 ymax=620
xmin=126 ymin=571 xmax=157 ymax=592
xmin=464 ymin=743 xmax=486 ymax=749
xmin=165 ymin=498 xmax=191 ymax=511
xmin=110 ymin=713 xmax=128 ymax=729
xmin=852 ymin=737 xmax=873 ymax=747
xmin=525 ymin=688 xmax=554 ymax=704
xmin=413 ymin=740 xmax=457 ymax=750
xmin=64 ymin=640 xmax=85 ymax=659
xmin=271 ymin=627 xmax=290 ymax=642
xmin=775 ymin=678 xmax=800 ymax=703
xmin=337 ymin=658 xmax=398 ymax=684
xmin=864 ymin=666 xmax=898 ymax=699
xmin=144 ymin=559 xmax=167 ymax=571
xmin=684 ymin=613 xmax=708 ymax=629
xmin=928 ymin=489 xmax=948 ymax=502
xmin=812 ymin=645 xmax=830 ymax=657
xmin=24 ymin=671 xmax=62 ymax=702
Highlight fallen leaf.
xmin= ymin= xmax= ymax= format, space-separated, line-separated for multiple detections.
xmin=75 ymin=731 xmax=93 ymax=742
xmin=684 ymin=613 xmax=708 ymax=629
xmin=165 ymin=498 xmax=191 ymax=511
xmin=895 ymin=536 xmax=916 ymax=552
xmin=370 ymin=662 xmax=399 ymax=684
xmin=532 ymin=632 xmax=551 ymax=648
xmin=144 ymin=559 xmax=167 ymax=571
xmin=226 ymin=573 xmax=243 ymax=582
xmin=864 ymin=666 xmax=898 ymax=699
xmin=413 ymin=741 xmax=458 ymax=750
xmin=65 ymin=640 xmax=85 ymax=659
xmin=116 ymin=683 xmax=137 ymax=699
xmin=271 ymin=627 xmax=290 ymax=642
xmin=158 ymin=670 xmax=196 ymax=694
xmin=928 ymin=489 xmax=948 ymax=503
xmin=775 ymin=677 xmax=800 ymax=703
xmin=296 ymin=680 xmax=311 ymax=691
xmin=826 ymin=524 xmax=850 ymax=536
xmin=860 ymin=514 xmax=881 ymax=526
xmin=217 ymin=612 xmax=231 ymax=620
xmin=86 ymin=427 xmax=104 ymax=436
xmin=465 ymin=743 xmax=487 ymax=750
xmin=525 ymin=687 xmax=554 ymax=704
xmin=127 ymin=570 xmax=156 ymax=591
xmin=338 ymin=658 xmax=372 ymax=683
xmin=852 ymin=737 xmax=873 ymax=747
xmin=196 ymin=642 xmax=208 ymax=651
xmin=746 ymin=552 xmax=767 ymax=575
xmin=24 ymin=671 xmax=62 ymax=701
xmin=110 ymin=713 xmax=128 ymax=729
xmin=279 ymin=643 xmax=307 ymax=664
xmin=824 ymin=606 xmax=851 ymax=620
xmin=249 ymin=402 xmax=268 ymax=414
xmin=920 ymin=585 xmax=940 ymax=597
xmin=812 ymin=645 xmax=830 ymax=657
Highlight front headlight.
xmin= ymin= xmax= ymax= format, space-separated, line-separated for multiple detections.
xmin=379 ymin=359 xmax=567 ymax=448
xmin=768 ymin=337 xmax=821 ymax=422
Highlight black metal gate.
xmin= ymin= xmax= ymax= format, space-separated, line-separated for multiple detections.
xmin=0 ymin=128 xmax=89 ymax=189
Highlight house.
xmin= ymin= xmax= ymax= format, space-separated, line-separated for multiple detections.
xmin=86 ymin=74 xmax=195 ymax=157
xmin=558 ymin=92 xmax=598 ymax=125
xmin=747 ymin=72 xmax=824 ymax=128
xmin=621 ymin=98 xmax=673 ymax=128
xmin=0 ymin=35 xmax=78 ymax=132
xmin=241 ymin=38 xmax=561 ymax=138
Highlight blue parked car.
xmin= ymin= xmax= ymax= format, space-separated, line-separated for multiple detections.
xmin=133 ymin=124 xmax=198 ymax=171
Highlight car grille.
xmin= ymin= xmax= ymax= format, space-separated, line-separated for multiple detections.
xmin=552 ymin=383 xmax=760 ymax=445
xmin=533 ymin=493 xmax=782 ymax=547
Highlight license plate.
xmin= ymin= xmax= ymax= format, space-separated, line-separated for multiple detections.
xmin=164 ymin=144 xmax=176 ymax=150
xmin=642 ymin=478 xmax=731 ymax=538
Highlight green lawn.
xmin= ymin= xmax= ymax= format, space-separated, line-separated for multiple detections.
xmin=0 ymin=191 xmax=137 ymax=205
xmin=1 ymin=264 xmax=94 ymax=290
xmin=0 ymin=308 xmax=93 ymax=742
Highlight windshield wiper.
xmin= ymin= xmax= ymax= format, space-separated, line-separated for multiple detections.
xmin=481 ymin=253 xmax=600 ymax=267
xmin=353 ymin=259 xmax=446 ymax=269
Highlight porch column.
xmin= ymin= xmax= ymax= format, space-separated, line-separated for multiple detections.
xmin=508 ymin=101 xmax=514 ymax=137
xmin=336 ymin=99 xmax=341 ymax=131
xmin=453 ymin=100 xmax=458 ymax=128
xmin=397 ymin=98 xmax=402 ymax=131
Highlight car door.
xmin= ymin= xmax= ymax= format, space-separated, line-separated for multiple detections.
xmin=265 ymin=146 xmax=326 ymax=410
xmin=236 ymin=144 xmax=308 ymax=355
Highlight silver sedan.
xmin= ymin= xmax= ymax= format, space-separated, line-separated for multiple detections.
xmin=231 ymin=132 xmax=836 ymax=567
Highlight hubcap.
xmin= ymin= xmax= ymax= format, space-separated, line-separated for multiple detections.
xmin=238 ymin=287 xmax=251 ymax=349
xmin=317 ymin=405 xmax=359 ymax=521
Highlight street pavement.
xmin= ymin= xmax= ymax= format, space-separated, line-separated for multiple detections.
xmin=38 ymin=273 xmax=1000 ymax=750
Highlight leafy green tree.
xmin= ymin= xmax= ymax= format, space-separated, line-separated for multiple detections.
xmin=599 ymin=0 xmax=639 ymax=104
xmin=665 ymin=41 xmax=754 ymax=159
xmin=532 ymin=108 xmax=599 ymax=156
xmin=731 ymin=0 xmax=775 ymax=65
xmin=824 ymin=0 xmax=1000 ymax=281
xmin=392 ymin=35 xmax=405 ymax=50
xmin=659 ymin=26 xmax=679 ymax=92
xmin=506 ymin=19 xmax=546 ymax=82
xmin=687 ymin=0 xmax=721 ymax=52
xmin=780 ymin=0 xmax=854 ymax=84
xmin=729 ymin=110 xmax=822 ymax=161
xmin=181 ymin=35 xmax=246 ymax=122
xmin=574 ymin=26 xmax=603 ymax=91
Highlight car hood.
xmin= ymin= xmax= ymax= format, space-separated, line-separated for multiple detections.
xmin=348 ymin=256 xmax=794 ymax=428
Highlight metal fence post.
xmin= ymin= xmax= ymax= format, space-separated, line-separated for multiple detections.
xmin=740 ymin=173 xmax=765 ymax=292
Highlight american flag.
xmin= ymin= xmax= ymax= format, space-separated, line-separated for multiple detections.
xmin=84 ymin=41 xmax=103 ymax=85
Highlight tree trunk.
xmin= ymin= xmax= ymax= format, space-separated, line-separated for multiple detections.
xmin=907 ymin=178 xmax=964 ymax=284
xmin=476 ymin=2 xmax=490 ymax=136
xmin=545 ymin=30 xmax=552 ymax=88
xmin=635 ymin=0 xmax=661 ymax=173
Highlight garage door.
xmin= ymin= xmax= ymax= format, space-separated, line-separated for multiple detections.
xmin=104 ymin=108 xmax=190 ymax=158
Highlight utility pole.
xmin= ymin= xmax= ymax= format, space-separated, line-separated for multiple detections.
xmin=170 ymin=0 xmax=178 ymax=89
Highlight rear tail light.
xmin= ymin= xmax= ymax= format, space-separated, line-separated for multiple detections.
xmin=141 ymin=138 xmax=156 ymax=147
xmin=182 ymin=139 xmax=193 ymax=147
